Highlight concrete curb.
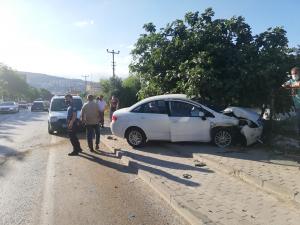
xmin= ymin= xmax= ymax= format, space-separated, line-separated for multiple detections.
xmin=192 ymin=153 xmax=300 ymax=207
xmin=101 ymin=138 xmax=212 ymax=225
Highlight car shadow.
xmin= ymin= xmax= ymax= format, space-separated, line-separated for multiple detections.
xmin=162 ymin=141 xmax=300 ymax=167
xmin=0 ymin=145 xmax=27 ymax=177
xmin=79 ymin=150 xmax=201 ymax=187
xmin=102 ymin=125 xmax=300 ymax=167
xmin=0 ymin=111 xmax=46 ymax=141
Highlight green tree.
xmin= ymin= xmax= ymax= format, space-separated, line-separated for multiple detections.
xmin=130 ymin=8 xmax=296 ymax=114
xmin=120 ymin=75 xmax=141 ymax=107
xmin=39 ymin=88 xmax=53 ymax=101
xmin=99 ymin=75 xmax=141 ymax=108
xmin=0 ymin=63 xmax=53 ymax=101
xmin=0 ymin=63 xmax=30 ymax=100
xmin=99 ymin=76 xmax=123 ymax=102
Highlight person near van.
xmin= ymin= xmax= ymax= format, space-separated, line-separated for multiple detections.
xmin=65 ymin=94 xmax=82 ymax=156
xmin=282 ymin=66 xmax=300 ymax=135
xmin=96 ymin=95 xmax=106 ymax=127
xmin=109 ymin=95 xmax=119 ymax=121
xmin=81 ymin=95 xmax=101 ymax=151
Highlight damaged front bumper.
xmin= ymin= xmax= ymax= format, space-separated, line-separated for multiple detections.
xmin=223 ymin=107 xmax=264 ymax=146
xmin=240 ymin=125 xmax=263 ymax=146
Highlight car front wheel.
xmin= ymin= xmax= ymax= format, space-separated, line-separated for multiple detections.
xmin=48 ymin=123 xmax=54 ymax=135
xmin=125 ymin=127 xmax=146 ymax=147
xmin=213 ymin=128 xmax=233 ymax=148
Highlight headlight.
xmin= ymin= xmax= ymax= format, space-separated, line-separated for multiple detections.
xmin=50 ymin=117 xmax=58 ymax=122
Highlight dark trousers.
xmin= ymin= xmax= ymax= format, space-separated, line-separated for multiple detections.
xmin=86 ymin=124 xmax=100 ymax=150
xmin=68 ymin=127 xmax=81 ymax=152
xmin=99 ymin=111 xmax=104 ymax=126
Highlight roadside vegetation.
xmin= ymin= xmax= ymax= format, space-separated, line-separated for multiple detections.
xmin=130 ymin=8 xmax=300 ymax=117
xmin=0 ymin=63 xmax=52 ymax=102
xmin=100 ymin=8 xmax=300 ymax=148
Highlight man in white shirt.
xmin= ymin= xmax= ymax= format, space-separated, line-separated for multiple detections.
xmin=97 ymin=95 xmax=106 ymax=127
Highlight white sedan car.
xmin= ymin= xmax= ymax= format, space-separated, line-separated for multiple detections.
xmin=110 ymin=94 xmax=263 ymax=148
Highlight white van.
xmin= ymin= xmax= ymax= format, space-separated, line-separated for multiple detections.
xmin=48 ymin=95 xmax=83 ymax=134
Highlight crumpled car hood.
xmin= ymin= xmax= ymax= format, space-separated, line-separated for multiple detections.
xmin=223 ymin=107 xmax=260 ymax=125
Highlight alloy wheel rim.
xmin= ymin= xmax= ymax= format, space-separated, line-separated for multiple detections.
xmin=129 ymin=130 xmax=142 ymax=146
xmin=215 ymin=130 xmax=231 ymax=148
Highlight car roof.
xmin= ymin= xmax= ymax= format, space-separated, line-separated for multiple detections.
xmin=141 ymin=94 xmax=187 ymax=102
xmin=51 ymin=95 xmax=82 ymax=99
xmin=129 ymin=94 xmax=188 ymax=109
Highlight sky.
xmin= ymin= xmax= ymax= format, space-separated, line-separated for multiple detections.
xmin=0 ymin=0 xmax=299 ymax=81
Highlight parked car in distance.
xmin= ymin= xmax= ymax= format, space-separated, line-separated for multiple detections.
xmin=110 ymin=94 xmax=263 ymax=148
xmin=31 ymin=101 xmax=48 ymax=112
xmin=0 ymin=101 xmax=19 ymax=113
xmin=43 ymin=101 xmax=50 ymax=111
xmin=18 ymin=101 xmax=28 ymax=109
xmin=48 ymin=95 xmax=83 ymax=134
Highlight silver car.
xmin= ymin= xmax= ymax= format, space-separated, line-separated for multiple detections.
xmin=0 ymin=101 xmax=19 ymax=113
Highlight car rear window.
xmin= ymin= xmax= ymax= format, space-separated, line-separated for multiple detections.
xmin=50 ymin=98 xmax=83 ymax=111
xmin=33 ymin=102 xmax=44 ymax=107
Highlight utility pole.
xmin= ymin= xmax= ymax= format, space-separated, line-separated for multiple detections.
xmin=82 ymin=75 xmax=89 ymax=94
xmin=106 ymin=49 xmax=120 ymax=78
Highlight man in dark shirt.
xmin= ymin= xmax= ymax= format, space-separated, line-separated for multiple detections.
xmin=65 ymin=94 xmax=82 ymax=156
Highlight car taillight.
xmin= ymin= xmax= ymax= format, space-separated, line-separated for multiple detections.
xmin=112 ymin=115 xmax=117 ymax=122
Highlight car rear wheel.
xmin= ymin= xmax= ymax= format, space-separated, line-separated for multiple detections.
xmin=125 ymin=127 xmax=146 ymax=147
xmin=213 ymin=128 xmax=233 ymax=148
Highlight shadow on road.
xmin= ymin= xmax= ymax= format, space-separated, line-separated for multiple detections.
xmin=166 ymin=141 xmax=300 ymax=167
xmin=79 ymin=149 xmax=202 ymax=187
xmin=0 ymin=111 xmax=46 ymax=140
xmin=101 ymin=125 xmax=300 ymax=167
xmin=0 ymin=145 xmax=27 ymax=177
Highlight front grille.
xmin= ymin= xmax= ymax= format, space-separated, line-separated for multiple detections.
xmin=58 ymin=119 xmax=67 ymax=123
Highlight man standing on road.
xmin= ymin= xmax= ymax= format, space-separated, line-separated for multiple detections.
xmin=109 ymin=95 xmax=119 ymax=121
xmin=81 ymin=94 xmax=101 ymax=151
xmin=282 ymin=66 xmax=300 ymax=135
xmin=96 ymin=95 xmax=106 ymax=128
xmin=65 ymin=94 xmax=82 ymax=156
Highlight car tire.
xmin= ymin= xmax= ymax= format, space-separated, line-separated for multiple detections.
xmin=48 ymin=123 xmax=54 ymax=135
xmin=125 ymin=127 xmax=146 ymax=148
xmin=212 ymin=128 xmax=233 ymax=148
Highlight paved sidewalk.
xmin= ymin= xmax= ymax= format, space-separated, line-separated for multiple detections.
xmin=101 ymin=135 xmax=300 ymax=225
xmin=165 ymin=143 xmax=300 ymax=205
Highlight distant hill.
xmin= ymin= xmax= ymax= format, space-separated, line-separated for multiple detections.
xmin=18 ymin=72 xmax=89 ymax=95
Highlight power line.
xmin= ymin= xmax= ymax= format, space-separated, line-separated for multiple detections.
xmin=106 ymin=49 xmax=120 ymax=78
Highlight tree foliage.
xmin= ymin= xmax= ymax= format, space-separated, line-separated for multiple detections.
xmin=0 ymin=63 xmax=53 ymax=101
xmin=99 ymin=75 xmax=140 ymax=108
xmin=130 ymin=8 xmax=300 ymax=113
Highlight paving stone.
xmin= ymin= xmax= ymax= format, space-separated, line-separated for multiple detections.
xmin=101 ymin=136 xmax=300 ymax=225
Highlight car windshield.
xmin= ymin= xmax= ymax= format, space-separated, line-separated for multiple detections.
xmin=33 ymin=102 xmax=44 ymax=107
xmin=0 ymin=102 xmax=15 ymax=106
xmin=191 ymin=98 xmax=225 ymax=112
xmin=50 ymin=98 xmax=82 ymax=111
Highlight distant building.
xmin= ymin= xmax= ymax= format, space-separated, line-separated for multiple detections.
xmin=86 ymin=82 xmax=101 ymax=94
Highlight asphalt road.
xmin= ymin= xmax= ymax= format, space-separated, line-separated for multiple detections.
xmin=0 ymin=110 xmax=187 ymax=225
